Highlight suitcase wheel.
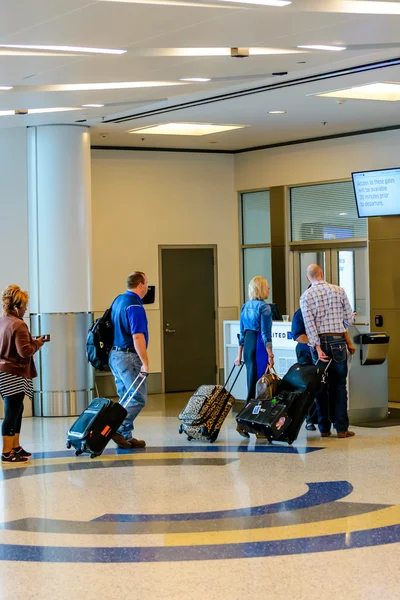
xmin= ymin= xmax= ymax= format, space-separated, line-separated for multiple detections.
xmin=66 ymin=441 xmax=72 ymax=449
xmin=178 ymin=424 xmax=184 ymax=434
xmin=90 ymin=453 xmax=97 ymax=459
xmin=75 ymin=450 xmax=83 ymax=456
xmin=209 ymin=432 xmax=218 ymax=443
xmin=187 ymin=436 xmax=193 ymax=441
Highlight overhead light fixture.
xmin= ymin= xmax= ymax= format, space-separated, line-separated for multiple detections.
xmin=342 ymin=1 xmax=400 ymax=14
xmin=0 ymin=107 xmax=80 ymax=116
xmin=147 ymin=47 xmax=304 ymax=57
xmin=128 ymin=122 xmax=246 ymax=136
xmin=0 ymin=44 xmax=126 ymax=55
xmin=27 ymin=107 xmax=80 ymax=114
xmin=180 ymin=78 xmax=211 ymax=82
xmin=35 ymin=81 xmax=183 ymax=92
xmin=82 ymin=104 xmax=105 ymax=107
xmin=315 ymin=82 xmax=400 ymax=101
xmin=339 ymin=212 xmax=348 ymax=216
xmin=297 ymin=45 xmax=346 ymax=52
xmin=268 ymin=110 xmax=287 ymax=114
xmin=0 ymin=86 xmax=13 ymax=91
xmin=99 ymin=0 xmax=291 ymax=5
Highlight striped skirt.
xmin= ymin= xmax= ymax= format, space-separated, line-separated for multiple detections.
xmin=0 ymin=372 xmax=33 ymax=399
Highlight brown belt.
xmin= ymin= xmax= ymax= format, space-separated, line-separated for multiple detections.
xmin=320 ymin=333 xmax=344 ymax=338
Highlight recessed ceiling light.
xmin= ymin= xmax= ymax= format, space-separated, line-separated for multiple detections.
xmin=82 ymin=104 xmax=105 ymax=107
xmin=37 ymin=81 xmax=183 ymax=92
xmin=268 ymin=110 xmax=287 ymax=114
xmin=0 ymin=44 xmax=126 ymax=55
xmin=0 ymin=86 xmax=13 ymax=91
xmin=314 ymin=82 xmax=400 ymax=101
xmin=128 ymin=122 xmax=246 ymax=136
xmin=339 ymin=212 xmax=348 ymax=216
xmin=342 ymin=1 xmax=400 ymax=14
xmin=297 ymin=45 xmax=346 ymax=52
xmin=180 ymin=78 xmax=211 ymax=82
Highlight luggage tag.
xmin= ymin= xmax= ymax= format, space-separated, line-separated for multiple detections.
xmin=252 ymin=403 xmax=262 ymax=415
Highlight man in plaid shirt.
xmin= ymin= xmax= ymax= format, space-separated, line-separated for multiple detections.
xmin=300 ymin=264 xmax=356 ymax=438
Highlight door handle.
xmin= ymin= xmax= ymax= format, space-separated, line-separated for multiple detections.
xmin=165 ymin=327 xmax=176 ymax=334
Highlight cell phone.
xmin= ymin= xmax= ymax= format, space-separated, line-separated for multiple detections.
xmin=42 ymin=334 xmax=51 ymax=342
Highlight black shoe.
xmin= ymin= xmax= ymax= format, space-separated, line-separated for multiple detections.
xmin=2 ymin=451 xmax=28 ymax=463
xmin=236 ymin=425 xmax=250 ymax=439
xmin=13 ymin=446 xmax=32 ymax=458
xmin=305 ymin=423 xmax=317 ymax=431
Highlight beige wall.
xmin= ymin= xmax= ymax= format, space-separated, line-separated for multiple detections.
xmin=235 ymin=129 xmax=400 ymax=402
xmin=0 ymin=128 xmax=29 ymax=292
xmin=91 ymin=150 xmax=239 ymax=374
xmin=235 ymin=129 xmax=400 ymax=190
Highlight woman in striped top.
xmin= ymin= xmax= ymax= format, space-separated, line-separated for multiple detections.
xmin=0 ymin=285 xmax=47 ymax=463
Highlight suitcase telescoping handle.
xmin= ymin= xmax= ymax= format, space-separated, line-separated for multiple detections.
xmin=223 ymin=361 xmax=244 ymax=394
xmin=119 ymin=372 xmax=148 ymax=410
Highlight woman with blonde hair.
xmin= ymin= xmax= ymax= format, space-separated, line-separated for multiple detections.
xmin=235 ymin=276 xmax=274 ymax=438
xmin=0 ymin=285 xmax=47 ymax=462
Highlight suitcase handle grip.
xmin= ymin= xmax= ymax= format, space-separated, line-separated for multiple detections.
xmin=223 ymin=361 xmax=244 ymax=393
xmin=119 ymin=372 xmax=148 ymax=409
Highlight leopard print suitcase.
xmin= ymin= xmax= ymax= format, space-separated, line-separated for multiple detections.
xmin=178 ymin=363 xmax=244 ymax=443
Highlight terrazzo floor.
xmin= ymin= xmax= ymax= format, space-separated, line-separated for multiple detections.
xmin=1 ymin=393 xmax=400 ymax=600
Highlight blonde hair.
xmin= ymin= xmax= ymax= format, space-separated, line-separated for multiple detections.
xmin=2 ymin=285 xmax=29 ymax=316
xmin=248 ymin=276 xmax=270 ymax=301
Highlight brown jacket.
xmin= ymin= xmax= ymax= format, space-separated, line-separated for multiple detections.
xmin=0 ymin=315 xmax=41 ymax=379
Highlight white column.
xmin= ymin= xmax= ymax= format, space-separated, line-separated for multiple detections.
xmin=27 ymin=125 xmax=94 ymax=416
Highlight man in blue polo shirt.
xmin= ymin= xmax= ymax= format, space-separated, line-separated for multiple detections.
xmin=109 ymin=271 xmax=149 ymax=449
xmin=291 ymin=307 xmax=317 ymax=431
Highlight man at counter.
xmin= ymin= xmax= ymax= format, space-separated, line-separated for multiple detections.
xmin=300 ymin=264 xmax=356 ymax=439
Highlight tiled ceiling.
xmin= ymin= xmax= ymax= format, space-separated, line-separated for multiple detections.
xmin=2 ymin=0 xmax=400 ymax=150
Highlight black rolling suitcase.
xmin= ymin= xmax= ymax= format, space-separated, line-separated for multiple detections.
xmin=66 ymin=373 xmax=147 ymax=458
xmin=275 ymin=361 xmax=329 ymax=444
xmin=236 ymin=362 xmax=329 ymax=444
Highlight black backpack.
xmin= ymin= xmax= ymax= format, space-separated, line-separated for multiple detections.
xmin=86 ymin=306 xmax=114 ymax=371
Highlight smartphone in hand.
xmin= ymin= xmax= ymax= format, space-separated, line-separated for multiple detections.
xmin=42 ymin=334 xmax=51 ymax=342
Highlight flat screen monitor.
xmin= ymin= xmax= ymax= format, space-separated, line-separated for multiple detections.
xmin=352 ymin=167 xmax=400 ymax=217
xmin=142 ymin=285 xmax=155 ymax=305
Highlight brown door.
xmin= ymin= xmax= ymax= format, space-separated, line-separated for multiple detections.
xmin=161 ymin=247 xmax=217 ymax=392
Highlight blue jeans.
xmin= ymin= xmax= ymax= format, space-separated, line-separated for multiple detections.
xmin=312 ymin=336 xmax=349 ymax=434
xmin=108 ymin=350 xmax=147 ymax=440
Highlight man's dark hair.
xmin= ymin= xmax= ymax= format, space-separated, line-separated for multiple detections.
xmin=127 ymin=271 xmax=145 ymax=289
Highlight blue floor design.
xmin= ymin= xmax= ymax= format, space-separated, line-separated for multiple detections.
xmin=0 ymin=523 xmax=399 ymax=563
xmin=92 ymin=481 xmax=353 ymax=522
xmin=30 ymin=445 xmax=324 ymax=461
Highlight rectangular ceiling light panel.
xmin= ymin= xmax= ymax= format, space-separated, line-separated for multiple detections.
xmin=99 ymin=0 xmax=290 ymax=4
xmin=38 ymin=81 xmax=183 ymax=92
xmin=0 ymin=44 xmax=126 ymax=55
xmin=316 ymin=82 xmax=400 ymax=101
xmin=342 ymin=1 xmax=400 ymax=14
xmin=129 ymin=122 xmax=246 ymax=135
